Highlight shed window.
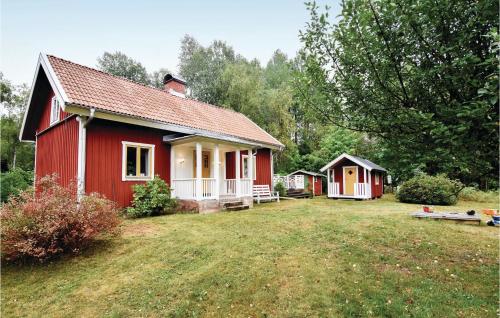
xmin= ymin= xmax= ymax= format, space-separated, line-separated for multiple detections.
xmin=122 ymin=141 xmax=155 ymax=181
xmin=375 ymin=173 xmax=380 ymax=185
xmin=50 ymin=96 xmax=60 ymax=125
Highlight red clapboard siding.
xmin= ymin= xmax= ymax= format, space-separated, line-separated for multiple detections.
xmin=313 ymin=175 xmax=322 ymax=196
xmin=36 ymin=91 xmax=71 ymax=133
xmin=85 ymin=119 xmax=170 ymax=207
xmin=254 ymin=148 xmax=272 ymax=187
xmin=225 ymin=148 xmax=272 ymax=188
xmin=36 ymin=117 xmax=79 ymax=188
xmin=371 ymin=172 xmax=384 ymax=198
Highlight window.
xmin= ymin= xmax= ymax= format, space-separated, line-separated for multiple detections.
xmin=242 ymin=154 xmax=256 ymax=180
xmin=122 ymin=141 xmax=155 ymax=181
xmin=50 ymin=96 xmax=60 ymax=125
xmin=375 ymin=173 xmax=380 ymax=185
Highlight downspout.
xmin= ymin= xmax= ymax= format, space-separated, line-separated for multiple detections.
xmin=76 ymin=108 xmax=95 ymax=200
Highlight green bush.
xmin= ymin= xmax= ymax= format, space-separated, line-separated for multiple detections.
xmin=396 ymin=174 xmax=463 ymax=205
xmin=1 ymin=169 xmax=33 ymax=202
xmin=458 ymin=187 xmax=499 ymax=203
xmin=126 ymin=176 xmax=177 ymax=218
xmin=274 ymin=181 xmax=286 ymax=197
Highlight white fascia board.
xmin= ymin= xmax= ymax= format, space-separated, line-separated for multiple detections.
xmin=40 ymin=53 xmax=69 ymax=106
xmin=65 ymin=104 xmax=281 ymax=150
xmin=19 ymin=53 xmax=70 ymax=142
xmin=320 ymin=153 xmax=372 ymax=172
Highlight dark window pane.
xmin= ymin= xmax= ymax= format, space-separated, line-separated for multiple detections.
xmin=140 ymin=148 xmax=150 ymax=176
xmin=127 ymin=147 xmax=137 ymax=176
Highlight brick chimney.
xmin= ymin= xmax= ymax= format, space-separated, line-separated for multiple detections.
xmin=163 ymin=74 xmax=186 ymax=96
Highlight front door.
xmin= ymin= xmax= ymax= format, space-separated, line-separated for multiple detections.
xmin=193 ymin=151 xmax=211 ymax=178
xmin=343 ymin=166 xmax=357 ymax=195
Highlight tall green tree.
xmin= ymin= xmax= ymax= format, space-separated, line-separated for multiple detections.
xmin=149 ymin=68 xmax=172 ymax=89
xmin=97 ymin=51 xmax=150 ymax=85
xmin=300 ymin=0 xmax=499 ymax=187
xmin=179 ymin=35 xmax=237 ymax=105
xmin=0 ymin=73 xmax=34 ymax=171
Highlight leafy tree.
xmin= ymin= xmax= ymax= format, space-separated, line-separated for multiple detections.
xmin=149 ymin=68 xmax=172 ymax=89
xmin=179 ymin=35 xmax=237 ymax=105
xmin=97 ymin=51 xmax=150 ymax=85
xmin=301 ymin=126 xmax=374 ymax=173
xmin=0 ymin=74 xmax=34 ymax=171
xmin=300 ymin=0 xmax=499 ymax=188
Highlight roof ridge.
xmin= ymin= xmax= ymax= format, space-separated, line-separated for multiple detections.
xmin=46 ymin=54 xmax=248 ymax=117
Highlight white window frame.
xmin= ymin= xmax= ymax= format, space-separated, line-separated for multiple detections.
xmin=50 ymin=96 xmax=61 ymax=125
xmin=122 ymin=141 xmax=155 ymax=181
xmin=242 ymin=154 xmax=256 ymax=180
xmin=375 ymin=173 xmax=380 ymax=185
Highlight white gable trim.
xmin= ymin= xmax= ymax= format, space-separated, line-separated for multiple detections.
xmin=19 ymin=53 xmax=70 ymax=142
xmin=320 ymin=153 xmax=374 ymax=172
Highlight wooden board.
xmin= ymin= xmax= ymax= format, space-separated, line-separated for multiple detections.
xmin=411 ymin=212 xmax=481 ymax=225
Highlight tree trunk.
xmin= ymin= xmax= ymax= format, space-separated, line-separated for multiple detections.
xmin=12 ymin=148 xmax=17 ymax=169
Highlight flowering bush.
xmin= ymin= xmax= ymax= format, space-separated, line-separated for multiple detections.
xmin=126 ymin=176 xmax=177 ymax=218
xmin=0 ymin=175 xmax=121 ymax=262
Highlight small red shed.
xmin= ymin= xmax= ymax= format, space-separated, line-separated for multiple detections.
xmin=287 ymin=170 xmax=325 ymax=196
xmin=320 ymin=153 xmax=386 ymax=200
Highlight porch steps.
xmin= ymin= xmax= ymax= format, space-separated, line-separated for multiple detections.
xmin=221 ymin=200 xmax=250 ymax=212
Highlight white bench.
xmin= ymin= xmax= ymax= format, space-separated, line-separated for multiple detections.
xmin=253 ymin=185 xmax=280 ymax=204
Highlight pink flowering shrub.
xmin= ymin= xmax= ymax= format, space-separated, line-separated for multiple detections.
xmin=0 ymin=175 xmax=121 ymax=262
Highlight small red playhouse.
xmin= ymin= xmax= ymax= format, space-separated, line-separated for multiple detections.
xmin=287 ymin=170 xmax=324 ymax=196
xmin=320 ymin=153 xmax=386 ymax=200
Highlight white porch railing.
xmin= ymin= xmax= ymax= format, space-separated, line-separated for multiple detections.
xmin=273 ymin=175 xmax=304 ymax=189
xmin=328 ymin=182 xmax=340 ymax=196
xmin=172 ymin=179 xmax=196 ymax=199
xmin=172 ymin=178 xmax=252 ymax=200
xmin=202 ymin=178 xmax=216 ymax=199
xmin=354 ymin=183 xmax=370 ymax=198
xmin=240 ymin=178 xmax=252 ymax=196
xmin=221 ymin=179 xmax=237 ymax=195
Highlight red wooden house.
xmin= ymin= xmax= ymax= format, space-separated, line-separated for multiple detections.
xmin=320 ymin=153 xmax=386 ymax=200
xmin=20 ymin=54 xmax=284 ymax=211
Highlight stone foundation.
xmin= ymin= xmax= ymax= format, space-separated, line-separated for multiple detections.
xmin=177 ymin=196 xmax=254 ymax=214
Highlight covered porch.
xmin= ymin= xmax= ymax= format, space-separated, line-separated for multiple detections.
xmin=168 ymin=136 xmax=254 ymax=201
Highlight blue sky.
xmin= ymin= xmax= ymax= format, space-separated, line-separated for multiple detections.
xmin=1 ymin=0 xmax=341 ymax=85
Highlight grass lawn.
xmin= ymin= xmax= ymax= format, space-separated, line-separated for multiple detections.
xmin=2 ymin=195 xmax=499 ymax=317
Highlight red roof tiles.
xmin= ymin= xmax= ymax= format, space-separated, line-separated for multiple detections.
xmin=47 ymin=55 xmax=283 ymax=148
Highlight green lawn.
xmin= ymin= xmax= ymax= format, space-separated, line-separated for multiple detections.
xmin=2 ymin=195 xmax=499 ymax=317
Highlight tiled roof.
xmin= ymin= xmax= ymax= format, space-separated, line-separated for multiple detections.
xmin=46 ymin=55 xmax=283 ymax=148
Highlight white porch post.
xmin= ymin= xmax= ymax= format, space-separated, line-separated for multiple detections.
xmin=196 ymin=142 xmax=202 ymax=200
xmin=367 ymin=170 xmax=372 ymax=198
xmin=327 ymin=168 xmax=330 ymax=196
xmin=235 ymin=149 xmax=241 ymax=197
xmin=214 ymin=144 xmax=220 ymax=199
xmin=270 ymin=150 xmax=274 ymax=189
xmin=248 ymin=149 xmax=253 ymax=193
xmin=170 ymin=145 xmax=176 ymax=196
